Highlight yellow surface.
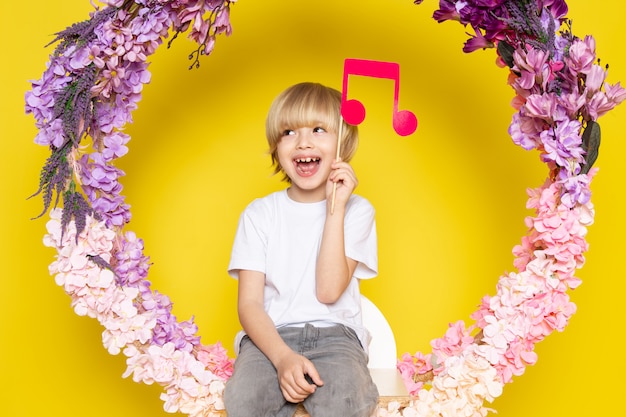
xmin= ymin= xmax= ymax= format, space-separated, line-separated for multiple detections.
xmin=2 ymin=0 xmax=625 ymax=416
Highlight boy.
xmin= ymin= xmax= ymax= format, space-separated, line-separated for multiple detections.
xmin=224 ymin=82 xmax=379 ymax=417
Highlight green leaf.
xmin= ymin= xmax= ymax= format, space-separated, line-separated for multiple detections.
xmin=497 ymin=41 xmax=516 ymax=69
xmin=581 ymin=120 xmax=601 ymax=175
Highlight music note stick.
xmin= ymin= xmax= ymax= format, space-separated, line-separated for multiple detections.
xmin=340 ymin=58 xmax=418 ymax=136
xmin=330 ymin=116 xmax=344 ymax=215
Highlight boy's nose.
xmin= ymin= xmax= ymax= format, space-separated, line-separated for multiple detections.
xmin=296 ymin=131 xmax=313 ymax=148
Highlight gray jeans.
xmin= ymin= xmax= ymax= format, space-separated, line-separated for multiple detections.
xmin=224 ymin=324 xmax=379 ymax=417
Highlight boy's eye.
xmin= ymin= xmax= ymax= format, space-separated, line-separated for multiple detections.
xmin=282 ymin=129 xmax=295 ymax=136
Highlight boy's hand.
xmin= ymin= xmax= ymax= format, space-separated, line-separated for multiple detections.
xmin=327 ymin=158 xmax=358 ymax=210
xmin=275 ymin=351 xmax=324 ymax=403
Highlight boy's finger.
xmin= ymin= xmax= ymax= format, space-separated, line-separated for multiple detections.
xmin=304 ymin=364 xmax=324 ymax=387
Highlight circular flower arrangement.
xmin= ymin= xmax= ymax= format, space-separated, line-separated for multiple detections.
xmin=25 ymin=1 xmax=626 ymax=416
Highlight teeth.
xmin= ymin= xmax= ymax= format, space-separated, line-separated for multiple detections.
xmin=296 ymin=157 xmax=320 ymax=163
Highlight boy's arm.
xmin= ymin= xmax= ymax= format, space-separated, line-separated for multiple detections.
xmin=316 ymin=160 xmax=359 ymax=304
xmin=237 ymin=269 xmax=323 ymax=402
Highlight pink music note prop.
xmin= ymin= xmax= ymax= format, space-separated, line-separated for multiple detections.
xmin=341 ymin=58 xmax=418 ymax=136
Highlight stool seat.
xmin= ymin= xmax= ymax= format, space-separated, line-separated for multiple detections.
xmin=369 ymin=368 xmax=408 ymax=397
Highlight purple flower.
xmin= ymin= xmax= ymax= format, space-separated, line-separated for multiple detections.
xmin=436 ymin=0 xmax=510 ymax=46
xmin=96 ymin=96 xmax=138 ymax=134
xmin=69 ymin=45 xmax=93 ymax=70
xmin=551 ymin=33 xmax=570 ymax=62
xmin=463 ymin=26 xmax=493 ymax=52
xmin=115 ymin=231 xmax=151 ymax=286
xmin=34 ymin=118 xmax=65 ymax=148
xmin=92 ymin=195 xmax=131 ymax=226
xmin=558 ymin=171 xmax=592 ymax=207
xmin=432 ymin=0 xmax=461 ymax=23
xmin=78 ymin=152 xmax=132 ymax=227
xmin=541 ymin=0 xmax=568 ymax=19
xmin=540 ymin=118 xmax=584 ymax=169
xmin=140 ymin=290 xmax=201 ymax=352
xmin=102 ymin=132 xmax=130 ymax=161
xmin=131 ymin=6 xmax=173 ymax=46
xmin=82 ymin=153 xmax=123 ymax=192
xmin=119 ymin=62 xmax=152 ymax=96
xmin=523 ymin=93 xmax=559 ymax=123
xmin=509 ymin=113 xmax=543 ymax=151
xmin=25 ymin=59 xmax=72 ymax=129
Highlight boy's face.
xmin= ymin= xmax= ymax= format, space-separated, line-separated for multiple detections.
xmin=276 ymin=124 xmax=338 ymax=203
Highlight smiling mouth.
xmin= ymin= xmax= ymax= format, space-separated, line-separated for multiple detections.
xmin=294 ymin=157 xmax=321 ymax=176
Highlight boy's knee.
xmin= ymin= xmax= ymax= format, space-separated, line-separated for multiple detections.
xmin=223 ymin=386 xmax=258 ymax=416
xmin=224 ymin=376 xmax=289 ymax=417
xmin=304 ymin=383 xmax=378 ymax=417
xmin=223 ymin=378 xmax=256 ymax=415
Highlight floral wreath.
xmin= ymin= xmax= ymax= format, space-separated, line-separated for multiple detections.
xmin=25 ymin=0 xmax=626 ymax=416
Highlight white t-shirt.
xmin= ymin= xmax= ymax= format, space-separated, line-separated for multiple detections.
xmin=228 ymin=189 xmax=378 ymax=353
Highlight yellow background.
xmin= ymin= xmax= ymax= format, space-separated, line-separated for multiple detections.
xmin=2 ymin=0 xmax=624 ymax=416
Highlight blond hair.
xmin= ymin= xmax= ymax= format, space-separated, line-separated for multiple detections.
xmin=265 ymin=82 xmax=359 ymax=181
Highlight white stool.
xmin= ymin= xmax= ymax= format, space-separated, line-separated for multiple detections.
xmin=360 ymin=295 xmax=408 ymax=397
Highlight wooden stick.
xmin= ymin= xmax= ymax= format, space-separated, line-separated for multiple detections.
xmin=330 ymin=116 xmax=344 ymax=215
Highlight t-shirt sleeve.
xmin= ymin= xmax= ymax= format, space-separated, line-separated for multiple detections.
xmin=345 ymin=196 xmax=378 ymax=279
xmin=227 ymin=201 xmax=268 ymax=279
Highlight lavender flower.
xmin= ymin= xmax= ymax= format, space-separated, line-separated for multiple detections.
xmin=115 ymin=231 xmax=152 ymax=287
xmin=557 ymin=170 xmax=592 ymax=207
xmin=539 ymin=118 xmax=585 ymax=170
xmin=47 ymin=7 xmax=117 ymax=58
xmin=61 ymin=187 xmax=98 ymax=242
xmin=25 ymin=60 xmax=72 ymax=141
xmin=79 ymin=153 xmax=131 ymax=227
xmin=29 ymin=142 xmax=73 ymax=220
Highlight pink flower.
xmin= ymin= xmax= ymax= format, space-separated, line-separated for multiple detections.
xmin=430 ymin=321 xmax=476 ymax=370
xmin=522 ymin=291 xmax=576 ymax=343
xmin=481 ymin=315 xmax=517 ymax=350
xmin=470 ymin=295 xmax=492 ymax=330
xmin=494 ymin=339 xmax=537 ymax=383
xmin=584 ymin=64 xmax=607 ymax=96
xmin=523 ymin=93 xmax=559 ymax=123
xmin=101 ymin=288 xmax=157 ymax=355
xmin=196 ymin=342 xmax=234 ymax=380
xmin=605 ymin=82 xmax=626 ymax=106
xmin=512 ymin=48 xmax=550 ymax=91
xmin=566 ymin=36 xmax=596 ymax=75
xmin=509 ymin=112 xmax=544 ymax=151
xmin=213 ymin=5 xmax=233 ymax=36
xmin=512 ymin=236 xmax=537 ymax=271
xmin=558 ymin=90 xmax=586 ymax=119
xmin=429 ymin=347 xmax=503 ymax=414
xmin=397 ymin=351 xmax=433 ymax=395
